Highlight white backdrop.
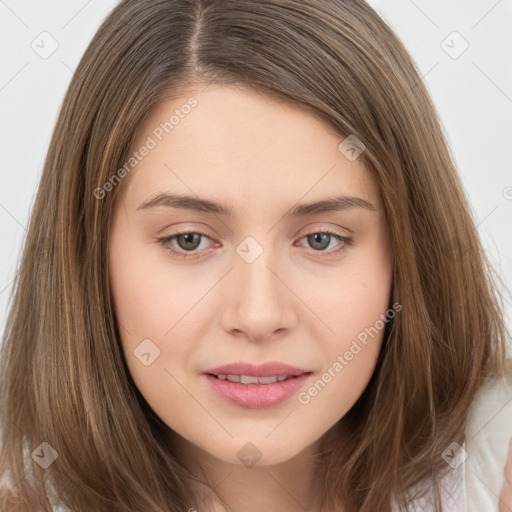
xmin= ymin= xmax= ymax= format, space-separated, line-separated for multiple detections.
xmin=1 ymin=0 xmax=511 ymax=345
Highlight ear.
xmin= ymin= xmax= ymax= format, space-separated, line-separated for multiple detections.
xmin=499 ymin=439 xmax=512 ymax=512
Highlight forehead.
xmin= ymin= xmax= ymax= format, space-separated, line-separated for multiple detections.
xmin=117 ymin=84 xmax=380 ymax=212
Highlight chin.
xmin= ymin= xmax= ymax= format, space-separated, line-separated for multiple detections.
xmin=204 ymin=436 xmax=312 ymax=468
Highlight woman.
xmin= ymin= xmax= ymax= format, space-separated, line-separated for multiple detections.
xmin=1 ymin=1 xmax=511 ymax=510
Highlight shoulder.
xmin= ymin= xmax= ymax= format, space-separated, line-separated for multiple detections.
xmin=390 ymin=359 xmax=512 ymax=512
xmin=465 ymin=357 xmax=512 ymax=512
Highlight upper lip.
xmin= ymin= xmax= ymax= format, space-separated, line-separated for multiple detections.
xmin=203 ymin=362 xmax=311 ymax=378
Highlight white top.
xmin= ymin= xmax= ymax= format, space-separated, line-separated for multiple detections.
xmin=397 ymin=359 xmax=512 ymax=511
xmin=465 ymin=361 xmax=512 ymax=511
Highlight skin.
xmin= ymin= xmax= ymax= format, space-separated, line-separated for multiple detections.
xmin=501 ymin=441 xmax=512 ymax=512
xmin=108 ymin=83 xmax=393 ymax=511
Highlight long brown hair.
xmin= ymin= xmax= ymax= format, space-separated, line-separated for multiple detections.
xmin=1 ymin=1 xmax=509 ymax=511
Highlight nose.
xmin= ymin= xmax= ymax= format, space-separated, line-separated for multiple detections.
xmin=220 ymin=246 xmax=298 ymax=343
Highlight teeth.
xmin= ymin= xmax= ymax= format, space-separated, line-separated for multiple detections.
xmin=257 ymin=376 xmax=278 ymax=384
xmin=240 ymin=375 xmax=261 ymax=384
xmin=216 ymin=374 xmax=292 ymax=384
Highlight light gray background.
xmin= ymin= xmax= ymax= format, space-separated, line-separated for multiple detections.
xmin=1 ymin=0 xmax=511 ymax=347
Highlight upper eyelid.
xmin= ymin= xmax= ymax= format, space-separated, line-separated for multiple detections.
xmin=162 ymin=222 xmax=350 ymax=238
xmin=161 ymin=226 xmax=348 ymax=242
xmin=159 ymin=228 xmax=350 ymax=249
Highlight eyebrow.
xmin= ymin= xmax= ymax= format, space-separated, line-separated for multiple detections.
xmin=136 ymin=192 xmax=377 ymax=216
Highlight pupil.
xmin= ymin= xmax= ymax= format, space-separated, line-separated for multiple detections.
xmin=309 ymin=233 xmax=329 ymax=250
xmin=179 ymin=233 xmax=200 ymax=250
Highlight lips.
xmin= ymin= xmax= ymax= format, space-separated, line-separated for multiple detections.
xmin=201 ymin=361 xmax=313 ymax=408
xmin=202 ymin=361 xmax=310 ymax=378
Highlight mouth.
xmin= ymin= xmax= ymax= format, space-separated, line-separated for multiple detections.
xmin=202 ymin=361 xmax=311 ymax=381
xmin=206 ymin=373 xmax=311 ymax=385
xmin=202 ymin=366 xmax=313 ymax=409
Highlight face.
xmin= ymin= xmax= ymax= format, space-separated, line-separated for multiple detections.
xmin=108 ymin=83 xmax=393 ymax=468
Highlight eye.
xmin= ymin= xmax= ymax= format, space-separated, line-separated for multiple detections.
xmin=156 ymin=228 xmax=353 ymax=259
xmin=156 ymin=230 xmax=214 ymax=259
xmin=295 ymin=228 xmax=353 ymax=257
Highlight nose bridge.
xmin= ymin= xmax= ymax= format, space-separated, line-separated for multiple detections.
xmin=223 ymin=234 xmax=294 ymax=340
xmin=237 ymin=234 xmax=282 ymax=307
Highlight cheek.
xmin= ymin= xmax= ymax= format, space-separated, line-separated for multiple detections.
xmin=330 ymin=273 xmax=391 ymax=342
xmin=298 ymin=244 xmax=392 ymax=414
xmin=298 ymin=287 xmax=390 ymax=425
xmin=108 ymin=237 xmax=213 ymax=399
xmin=310 ymin=241 xmax=392 ymax=343
xmin=108 ymin=252 xmax=192 ymax=414
xmin=108 ymin=235 xmax=209 ymax=339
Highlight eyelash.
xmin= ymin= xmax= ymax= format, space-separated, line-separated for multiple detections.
xmin=156 ymin=228 xmax=353 ymax=260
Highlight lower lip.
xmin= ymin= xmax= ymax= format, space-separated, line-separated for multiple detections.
xmin=203 ymin=373 xmax=311 ymax=409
